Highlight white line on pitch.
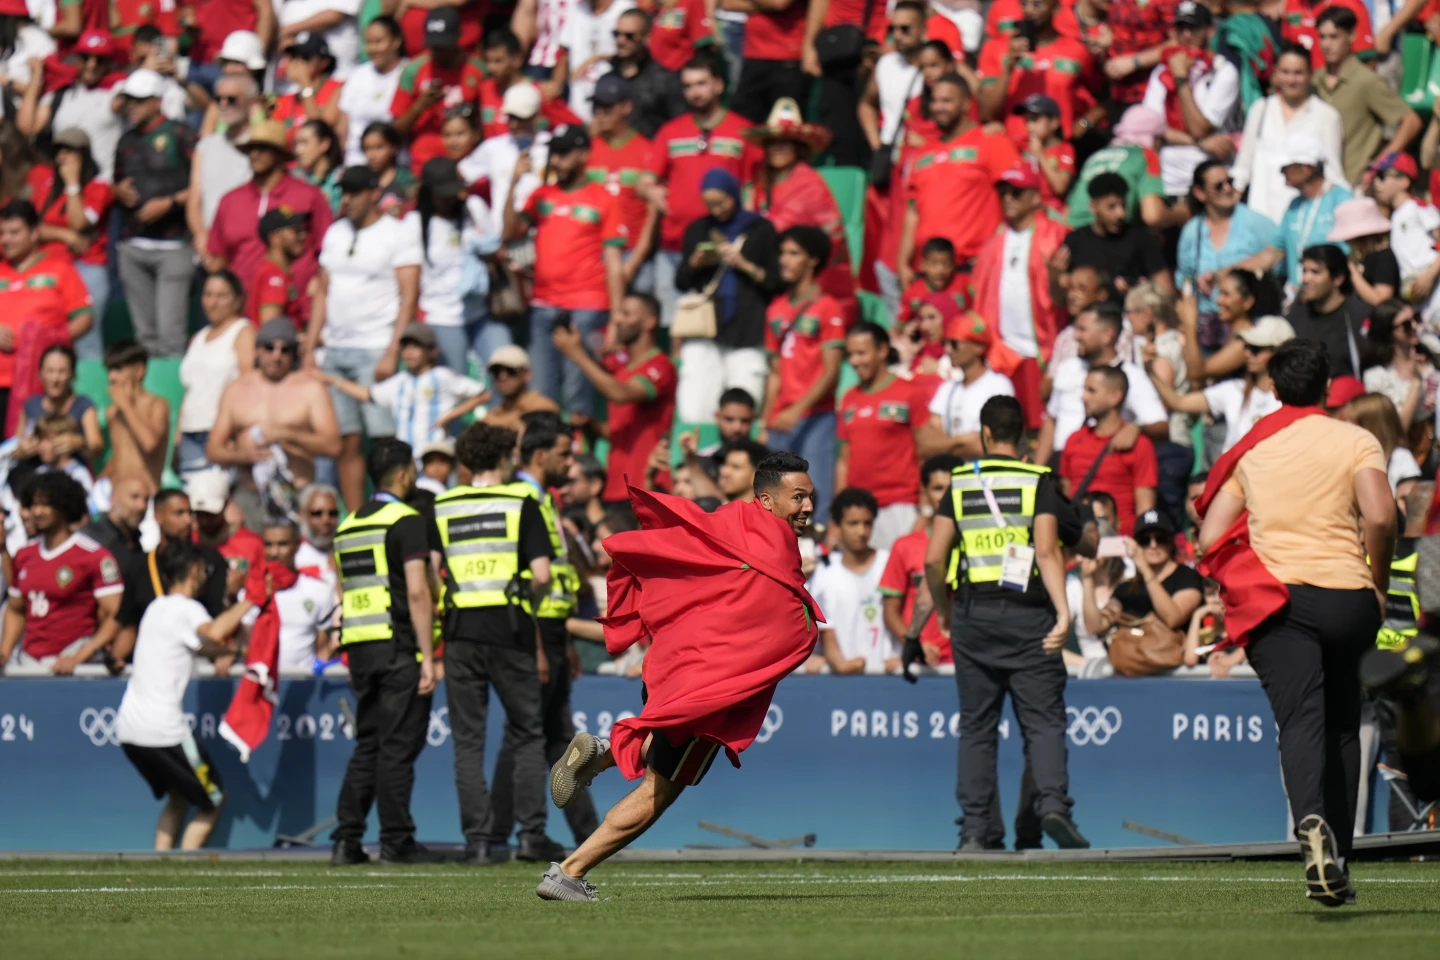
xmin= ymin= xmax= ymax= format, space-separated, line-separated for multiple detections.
xmin=0 ymin=883 xmax=394 ymax=894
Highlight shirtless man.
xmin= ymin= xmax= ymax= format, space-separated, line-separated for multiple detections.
xmin=207 ymin=319 xmax=342 ymax=529
xmin=480 ymin=345 xmax=558 ymax=432
xmin=102 ymin=340 xmax=171 ymax=497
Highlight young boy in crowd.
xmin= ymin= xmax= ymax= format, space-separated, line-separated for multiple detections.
xmin=416 ymin=439 xmax=456 ymax=495
xmin=249 ymin=209 xmax=310 ymax=327
xmin=880 ymin=455 xmax=962 ymax=668
xmin=34 ymin=414 xmax=94 ymax=493
xmin=115 ymin=540 xmax=254 ymax=850
xmin=897 ymin=237 xmax=972 ymax=327
xmin=1017 ymin=94 xmax=1075 ymax=217
xmin=1369 ymin=153 xmax=1440 ymax=319
xmin=314 ymin=323 xmax=488 ymax=454
xmin=101 ymin=339 xmax=171 ymax=500
xmin=805 ymin=487 xmax=897 ymax=676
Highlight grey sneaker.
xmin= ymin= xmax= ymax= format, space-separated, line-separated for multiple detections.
xmin=1298 ymin=815 xmax=1355 ymax=907
xmin=536 ymin=862 xmax=601 ymax=902
xmin=551 ymin=732 xmax=607 ymax=809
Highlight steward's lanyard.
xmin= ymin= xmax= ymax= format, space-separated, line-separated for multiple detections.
xmin=973 ymin=463 xmax=1007 ymax=529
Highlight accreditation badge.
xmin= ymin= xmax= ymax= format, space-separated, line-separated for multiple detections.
xmin=999 ymin=544 xmax=1035 ymax=592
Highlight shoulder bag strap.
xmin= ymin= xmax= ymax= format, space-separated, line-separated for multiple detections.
xmin=1072 ymin=436 xmax=1116 ymax=500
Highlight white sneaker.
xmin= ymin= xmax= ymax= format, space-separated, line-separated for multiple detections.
xmin=551 ymin=731 xmax=607 ymax=809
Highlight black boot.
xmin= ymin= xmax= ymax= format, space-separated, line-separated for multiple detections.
xmin=329 ymin=840 xmax=370 ymax=866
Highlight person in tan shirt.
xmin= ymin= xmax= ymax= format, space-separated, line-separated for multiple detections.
xmin=1199 ymin=338 xmax=1395 ymax=908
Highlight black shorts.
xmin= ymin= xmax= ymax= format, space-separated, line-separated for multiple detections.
xmin=122 ymin=734 xmax=225 ymax=810
xmin=640 ymin=682 xmax=722 ymax=787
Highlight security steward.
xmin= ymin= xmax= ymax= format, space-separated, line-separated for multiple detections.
xmin=923 ymin=395 xmax=1095 ymax=852
xmin=331 ymin=439 xmax=438 ymax=866
xmin=488 ymin=412 xmax=601 ymax=849
xmin=1378 ymin=537 xmax=1419 ymax=651
xmin=437 ymin=422 xmax=558 ymax=865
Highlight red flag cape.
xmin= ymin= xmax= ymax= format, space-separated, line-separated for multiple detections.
xmin=1196 ymin=404 xmax=1324 ymax=647
xmin=600 ymin=486 xmax=824 ymax=780
xmin=220 ymin=561 xmax=301 ymax=762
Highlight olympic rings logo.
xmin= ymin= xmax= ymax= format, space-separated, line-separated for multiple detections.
xmin=427 ymin=707 xmax=451 ymax=747
xmin=754 ymin=705 xmax=784 ymax=744
xmin=1066 ymin=706 xmax=1122 ymax=746
xmin=79 ymin=707 xmax=119 ymax=746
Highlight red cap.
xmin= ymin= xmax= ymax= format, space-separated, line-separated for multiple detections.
xmin=997 ymin=165 xmax=1042 ymax=192
xmin=1326 ymin=375 xmax=1366 ymax=410
xmin=75 ymin=30 xmax=119 ymax=60
xmin=0 ymin=0 xmax=28 ymax=16
xmin=1370 ymin=151 xmax=1419 ymax=181
xmin=943 ymin=309 xmax=993 ymax=347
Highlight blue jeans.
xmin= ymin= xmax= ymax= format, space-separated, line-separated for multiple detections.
xmin=719 ymin=18 xmax=746 ymax=92
xmin=625 ymin=249 xmax=656 ymax=296
xmin=766 ymin=410 xmax=836 ymax=525
xmin=177 ymin=430 xmax=211 ymax=475
xmin=431 ymin=307 xmax=515 ymax=375
xmin=653 ymin=249 xmax=682 ymax=328
xmin=321 ymin=346 xmax=396 ymax=438
xmin=527 ymin=305 xmax=607 ymax=415
xmin=74 ymin=261 xmax=109 ymax=361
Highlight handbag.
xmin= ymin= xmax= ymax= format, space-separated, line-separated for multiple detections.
xmin=814 ymin=0 xmax=876 ymax=70
xmin=871 ymin=69 xmax=924 ymax=190
xmin=1106 ymin=613 xmax=1185 ymax=677
xmin=672 ymin=265 xmax=725 ymax=340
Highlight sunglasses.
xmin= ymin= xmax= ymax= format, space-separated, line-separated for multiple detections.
xmin=1398 ymin=320 xmax=1418 ymax=333
xmin=259 ymin=341 xmax=297 ymax=354
xmin=1242 ymin=342 xmax=1268 ymax=355
xmin=612 ymin=29 xmax=640 ymax=40
xmin=308 ymin=508 xmax=339 ymax=518
xmin=894 ymin=23 xmax=919 ymax=32
xmin=218 ymin=95 xmax=244 ymax=106
xmin=1137 ymin=534 xmax=1171 ymax=548
xmin=488 ymin=364 xmax=522 ymax=377
xmin=1208 ymin=177 xmax=1234 ymax=190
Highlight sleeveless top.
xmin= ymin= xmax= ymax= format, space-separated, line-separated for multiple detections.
xmin=179 ymin=320 xmax=248 ymax=433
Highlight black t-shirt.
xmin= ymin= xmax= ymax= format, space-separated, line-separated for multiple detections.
xmin=1113 ymin=563 xmax=1204 ymax=618
xmin=1285 ymin=294 xmax=1368 ymax=377
xmin=346 ymin=499 xmax=433 ymax=650
xmin=1362 ymin=248 xmax=1401 ymax=294
xmin=1064 ymin=224 xmax=1167 ymax=286
xmin=117 ymin=543 xmax=228 ymax=627
xmin=937 ymin=462 xmax=1085 ymax=608
xmin=449 ymin=496 xmax=555 ymax=647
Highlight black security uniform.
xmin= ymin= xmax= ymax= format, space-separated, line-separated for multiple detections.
xmin=332 ymin=497 xmax=434 ymax=857
xmin=435 ymin=482 xmax=555 ymax=857
xmin=941 ymin=458 xmax=1085 ymax=847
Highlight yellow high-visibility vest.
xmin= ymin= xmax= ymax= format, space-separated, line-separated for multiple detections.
xmin=435 ymin=483 xmax=530 ymax=611
xmin=334 ymin=500 xmax=420 ymax=646
xmin=514 ymin=483 xmax=578 ymax=619
xmin=947 ymin=459 xmax=1048 ymax=589
xmin=1378 ymin=549 xmax=1419 ymax=650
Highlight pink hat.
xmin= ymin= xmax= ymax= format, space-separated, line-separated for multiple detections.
xmin=998 ymin=165 xmax=1042 ymax=192
xmin=1326 ymin=197 xmax=1391 ymax=243
xmin=1112 ymin=106 xmax=1166 ymax=146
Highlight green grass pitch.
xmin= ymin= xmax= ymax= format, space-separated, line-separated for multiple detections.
xmin=2 ymin=859 xmax=1439 ymax=959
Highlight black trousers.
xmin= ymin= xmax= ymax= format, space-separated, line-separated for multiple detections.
xmin=816 ymin=64 xmax=869 ymax=168
xmin=447 ymin=638 xmax=548 ymax=848
xmin=1246 ymin=585 xmax=1380 ymax=860
xmin=952 ymin=598 xmax=1073 ymax=845
xmin=732 ymin=58 xmax=811 ymax=123
xmin=490 ymin=619 xmax=600 ymax=845
xmin=334 ymin=640 xmax=431 ymax=850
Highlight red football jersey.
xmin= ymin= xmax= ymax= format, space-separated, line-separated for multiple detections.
xmin=879 ymin=529 xmax=950 ymax=661
xmin=837 ymin=375 xmax=924 ymax=507
xmin=764 ymin=290 xmax=848 ymax=421
xmin=587 ymin=131 xmax=655 ymax=252
xmin=10 ymin=533 xmax=123 ymax=657
xmin=602 ymin=349 xmax=678 ymax=502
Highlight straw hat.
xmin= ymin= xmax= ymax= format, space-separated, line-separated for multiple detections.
xmin=238 ymin=119 xmax=294 ymax=160
xmin=742 ymin=98 xmax=831 ymax=153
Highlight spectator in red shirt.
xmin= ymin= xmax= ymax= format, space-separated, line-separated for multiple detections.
xmin=587 ymin=75 xmax=660 ymax=293
xmin=978 ymin=0 xmax=1097 ymax=152
xmin=761 ymin=224 xmax=845 ymax=522
xmin=553 ymin=292 xmax=678 ymax=503
xmin=0 ymin=472 xmax=122 ymax=671
xmin=271 ymin=32 xmax=344 ymax=144
xmin=898 ymin=74 xmax=1022 ymax=289
xmin=391 ymin=8 xmax=486 ymax=173
xmin=186 ymin=0 xmax=274 ymax=72
xmin=649 ymin=0 xmax=714 ymax=74
xmin=505 ymin=124 xmax=627 ymax=417
xmin=1104 ymin=0 xmax=1180 ymax=105
xmin=644 ymin=56 xmax=761 ymax=326
xmin=1059 ymin=366 xmax=1158 ymax=533
xmin=730 ymin=0 xmax=814 ymax=125
xmin=880 ymin=453 xmax=963 ymax=667
xmin=837 ymin=321 xmax=926 ymax=549
xmin=187 ymin=469 xmax=264 ymax=605
xmin=478 ymin=28 xmax=581 ymax=140
xmin=897 ymin=237 xmax=970 ymax=329
xmin=249 ymin=208 xmax=310 ymax=327
xmin=1015 ymin=94 xmax=1076 ymax=216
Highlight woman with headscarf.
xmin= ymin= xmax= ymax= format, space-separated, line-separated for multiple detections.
xmin=745 ymin=98 xmax=858 ymax=324
xmin=673 ymin=167 xmax=783 ymax=426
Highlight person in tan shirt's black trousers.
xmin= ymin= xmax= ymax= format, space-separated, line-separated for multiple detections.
xmin=1200 ymin=338 xmax=1395 ymax=908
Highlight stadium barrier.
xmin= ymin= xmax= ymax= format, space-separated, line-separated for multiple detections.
xmin=0 ymin=675 xmax=1300 ymax=851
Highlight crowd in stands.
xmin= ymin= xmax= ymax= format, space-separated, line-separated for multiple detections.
xmin=1 ymin=0 xmax=1439 ymax=680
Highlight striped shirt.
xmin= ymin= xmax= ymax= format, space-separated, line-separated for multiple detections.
xmin=529 ymin=0 xmax=577 ymax=68
xmin=369 ymin=367 xmax=487 ymax=453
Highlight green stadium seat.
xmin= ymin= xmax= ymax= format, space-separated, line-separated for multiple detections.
xmin=859 ymin=290 xmax=890 ymax=329
xmin=818 ymin=167 xmax=866 ymax=274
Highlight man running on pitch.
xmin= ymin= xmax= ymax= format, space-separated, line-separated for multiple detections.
xmin=536 ymin=452 xmax=822 ymax=901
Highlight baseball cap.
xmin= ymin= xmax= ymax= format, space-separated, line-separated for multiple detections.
xmin=399 ymin=322 xmax=437 ymax=348
xmin=256 ymin=317 xmax=299 ymax=347
xmin=998 ymin=165 xmax=1042 ymax=192
xmin=1013 ymin=93 xmax=1060 ymax=118
xmin=185 ymin=469 xmax=231 ymax=515
xmin=501 ymin=82 xmax=542 ymax=120
xmin=488 ymin=344 xmax=531 ymax=370
xmin=1370 ymin=151 xmax=1420 ymax=181
xmin=1175 ymin=0 xmax=1214 ymax=27
xmin=1236 ymin=315 xmax=1296 ymax=350
xmin=1133 ymin=509 xmax=1176 ymax=541
xmin=421 ymin=157 xmax=467 ymax=198
xmin=119 ymin=68 xmax=164 ymax=100
xmin=53 ymin=128 xmax=91 ymax=151
xmin=420 ymin=439 xmax=456 ymax=461
xmin=424 ymin=7 xmax=461 ymax=48
xmin=943 ymin=308 xmax=992 ymax=347
xmin=1326 ymin=375 xmax=1366 ymax=410
xmin=338 ymin=165 xmax=380 ymax=193
xmin=285 ymin=31 xmax=331 ymax=59
xmin=75 ymin=30 xmax=119 ymax=60
xmin=591 ymin=74 xmax=633 ymax=106
xmin=549 ymin=124 xmax=591 ymax=154
xmin=258 ymin=207 xmax=310 ymax=241
xmin=1279 ymin=133 xmax=1326 ymax=169
xmin=218 ymin=30 xmax=267 ymax=71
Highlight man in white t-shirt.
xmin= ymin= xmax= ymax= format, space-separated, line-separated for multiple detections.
xmin=805 ymin=488 xmax=898 ymax=675
xmin=1036 ymin=302 xmax=1168 ymax=466
xmin=337 ymin=15 xmax=407 ymax=165
xmin=19 ymin=29 xmax=125 ymax=180
xmin=304 ymin=165 xmax=423 ymax=512
xmin=458 ymin=82 xmax=550 ymax=216
xmin=919 ymin=308 xmax=1015 ymax=459
xmin=1370 ymin=152 xmax=1440 ymax=323
xmin=243 ymin=521 xmax=339 ymax=673
xmin=295 ymin=483 xmax=341 ymax=596
xmin=858 ymin=1 xmax=925 ymax=153
xmin=555 ymin=0 xmax=635 ymax=122
xmin=116 ymin=541 xmax=253 ymax=850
